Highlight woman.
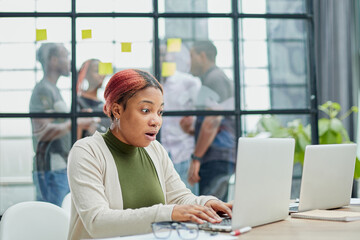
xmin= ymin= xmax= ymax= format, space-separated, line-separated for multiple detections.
xmin=67 ymin=69 xmax=232 ymax=240
xmin=76 ymin=59 xmax=110 ymax=138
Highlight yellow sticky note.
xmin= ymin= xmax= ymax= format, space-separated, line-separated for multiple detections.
xmin=36 ymin=29 xmax=47 ymax=41
xmin=161 ymin=62 xmax=176 ymax=77
xmin=98 ymin=62 xmax=113 ymax=75
xmin=121 ymin=42 xmax=132 ymax=52
xmin=82 ymin=29 xmax=92 ymax=39
xmin=167 ymin=38 xmax=182 ymax=52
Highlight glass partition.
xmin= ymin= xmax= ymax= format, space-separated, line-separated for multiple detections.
xmin=239 ymin=19 xmax=309 ymax=110
xmin=239 ymin=0 xmax=306 ymax=14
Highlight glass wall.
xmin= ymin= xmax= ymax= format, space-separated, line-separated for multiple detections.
xmin=0 ymin=0 xmax=316 ymax=214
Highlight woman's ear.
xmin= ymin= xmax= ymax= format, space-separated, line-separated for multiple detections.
xmin=111 ymin=103 xmax=123 ymax=120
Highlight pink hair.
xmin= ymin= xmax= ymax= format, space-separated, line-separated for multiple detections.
xmin=103 ymin=69 xmax=163 ymax=119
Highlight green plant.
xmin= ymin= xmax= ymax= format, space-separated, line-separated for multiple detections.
xmin=250 ymin=101 xmax=360 ymax=179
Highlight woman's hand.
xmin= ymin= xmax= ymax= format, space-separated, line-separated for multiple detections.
xmin=205 ymin=199 xmax=233 ymax=218
xmin=171 ymin=204 xmax=223 ymax=224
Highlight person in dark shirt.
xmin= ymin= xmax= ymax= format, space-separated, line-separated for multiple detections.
xmin=29 ymin=43 xmax=95 ymax=206
xmin=76 ymin=59 xmax=110 ymax=138
xmin=186 ymin=40 xmax=236 ymax=201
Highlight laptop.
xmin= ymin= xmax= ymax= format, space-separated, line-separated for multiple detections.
xmin=199 ymin=137 xmax=295 ymax=232
xmin=289 ymin=144 xmax=357 ymax=213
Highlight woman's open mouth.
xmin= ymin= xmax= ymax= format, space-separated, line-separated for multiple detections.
xmin=145 ymin=132 xmax=157 ymax=141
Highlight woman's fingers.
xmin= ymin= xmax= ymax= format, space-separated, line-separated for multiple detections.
xmin=172 ymin=204 xmax=223 ymax=224
xmin=205 ymin=200 xmax=233 ymax=218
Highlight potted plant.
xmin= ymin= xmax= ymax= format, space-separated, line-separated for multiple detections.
xmin=250 ymin=101 xmax=360 ymax=179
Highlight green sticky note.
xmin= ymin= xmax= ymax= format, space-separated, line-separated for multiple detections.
xmin=36 ymin=29 xmax=47 ymax=41
xmin=98 ymin=62 xmax=113 ymax=75
xmin=167 ymin=38 xmax=182 ymax=52
xmin=82 ymin=29 xmax=92 ymax=39
xmin=161 ymin=62 xmax=176 ymax=77
xmin=121 ymin=42 xmax=132 ymax=52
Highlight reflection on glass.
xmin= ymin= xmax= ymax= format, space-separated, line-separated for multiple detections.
xmin=159 ymin=0 xmax=231 ymax=13
xmin=240 ymin=19 xmax=309 ymax=110
xmin=239 ymin=0 xmax=306 ymax=14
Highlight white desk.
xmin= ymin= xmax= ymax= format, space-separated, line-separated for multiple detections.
xmin=236 ymin=205 xmax=360 ymax=240
xmin=90 ymin=206 xmax=360 ymax=240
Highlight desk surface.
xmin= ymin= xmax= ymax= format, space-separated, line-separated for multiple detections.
xmin=235 ymin=205 xmax=360 ymax=240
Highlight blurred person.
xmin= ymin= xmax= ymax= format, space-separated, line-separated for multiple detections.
xmin=160 ymin=42 xmax=201 ymax=195
xmin=67 ymin=69 xmax=232 ymax=240
xmin=186 ymin=40 xmax=235 ymax=202
xmin=29 ymin=43 xmax=96 ymax=206
xmin=76 ymin=59 xmax=110 ymax=138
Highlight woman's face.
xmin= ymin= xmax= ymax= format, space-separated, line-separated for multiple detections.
xmin=86 ymin=60 xmax=105 ymax=90
xmin=112 ymin=87 xmax=164 ymax=147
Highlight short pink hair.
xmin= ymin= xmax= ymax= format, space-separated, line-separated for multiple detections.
xmin=103 ymin=69 xmax=163 ymax=120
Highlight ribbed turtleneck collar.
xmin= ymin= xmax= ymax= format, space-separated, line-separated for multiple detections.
xmin=103 ymin=129 xmax=137 ymax=155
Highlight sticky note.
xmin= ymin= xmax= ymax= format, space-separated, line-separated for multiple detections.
xmin=82 ymin=29 xmax=92 ymax=39
xmin=98 ymin=62 xmax=113 ymax=75
xmin=161 ymin=62 xmax=176 ymax=77
xmin=36 ymin=29 xmax=47 ymax=41
xmin=167 ymin=38 xmax=182 ymax=52
xmin=121 ymin=42 xmax=132 ymax=52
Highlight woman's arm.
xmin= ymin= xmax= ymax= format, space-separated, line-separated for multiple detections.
xmin=67 ymin=141 xmax=174 ymax=238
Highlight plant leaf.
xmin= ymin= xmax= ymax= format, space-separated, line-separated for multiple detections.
xmin=331 ymin=102 xmax=341 ymax=111
xmin=329 ymin=118 xmax=344 ymax=132
xmin=318 ymin=118 xmax=330 ymax=136
xmin=354 ymin=157 xmax=360 ymax=179
xmin=319 ymin=131 xmax=342 ymax=144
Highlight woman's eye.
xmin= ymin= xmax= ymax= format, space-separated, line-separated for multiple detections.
xmin=158 ymin=110 xmax=164 ymax=116
xmin=141 ymin=109 xmax=149 ymax=113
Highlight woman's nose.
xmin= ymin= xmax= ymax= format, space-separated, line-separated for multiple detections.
xmin=150 ymin=114 xmax=162 ymax=127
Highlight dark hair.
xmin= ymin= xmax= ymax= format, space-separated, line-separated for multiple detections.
xmin=192 ymin=40 xmax=217 ymax=62
xmin=37 ymin=43 xmax=63 ymax=71
xmin=103 ymin=69 xmax=163 ymax=120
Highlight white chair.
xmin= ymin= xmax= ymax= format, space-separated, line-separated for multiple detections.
xmin=0 ymin=201 xmax=70 ymax=240
xmin=61 ymin=192 xmax=71 ymax=215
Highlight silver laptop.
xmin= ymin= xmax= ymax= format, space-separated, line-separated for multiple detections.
xmin=290 ymin=144 xmax=357 ymax=213
xmin=200 ymin=137 xmax=295 ymax=231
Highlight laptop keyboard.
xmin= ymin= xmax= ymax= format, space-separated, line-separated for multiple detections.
xmin=198 ymin=217 xmax=232 ymax=232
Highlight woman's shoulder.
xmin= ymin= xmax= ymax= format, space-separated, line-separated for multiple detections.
xmin=145 ymin=140 xmax=164 ymax=151
xmin=73 ymin=131 xmax=105 ymax=150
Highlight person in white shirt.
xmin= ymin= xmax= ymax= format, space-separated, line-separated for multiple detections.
xmin=161 ymin=43 xmax=201 ymax=194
